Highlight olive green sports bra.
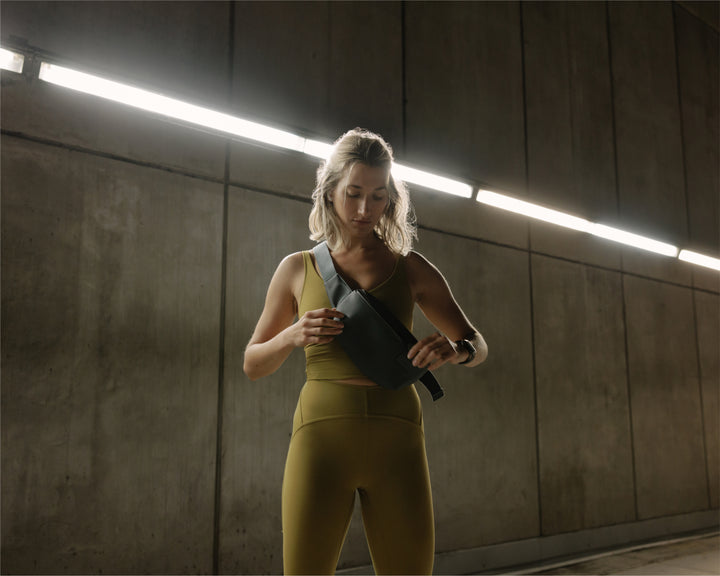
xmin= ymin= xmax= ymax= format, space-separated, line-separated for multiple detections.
xmin=298 ymin=250 xmax=414 ymax=381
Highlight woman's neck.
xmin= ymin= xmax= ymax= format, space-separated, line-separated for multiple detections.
xmin=335 ymin=234 xmax=386 ymax=255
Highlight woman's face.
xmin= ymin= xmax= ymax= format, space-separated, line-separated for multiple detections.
xmin=331 ymin=163 xmax=390 ymax=237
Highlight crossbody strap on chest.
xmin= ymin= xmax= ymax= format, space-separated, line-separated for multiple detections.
xmin=312 ymin=241 xmax=353 ymax=307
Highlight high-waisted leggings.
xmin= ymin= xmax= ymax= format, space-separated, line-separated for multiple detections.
xmin=282 ymin=380 xmax=434 ymax=575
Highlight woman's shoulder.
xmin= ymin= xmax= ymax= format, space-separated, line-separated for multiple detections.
xmin=404 ymin=250 xmax=448 ymax=297
xmin=405 ymin=250 xmax=439 ymax=275
xmin=270 ymin=251 xmax=310 ymax=304
xmin=276 ymin=251 xmax=307 ymax=275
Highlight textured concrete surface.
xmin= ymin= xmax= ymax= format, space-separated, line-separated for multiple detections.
xmin=1 ymin=0 xmax=231 ymax=109
xmin=0 ymin=1 xmax=230 ymax=179
xmin=405 ymin=1 xmax=526 ymax=193
xmin=219 ymin=188 xmax=314 ymax=574
xmin=523 ymin=2 xmax=622 ymax=270
xmin=609 ymin=2 xmax=691 ymax=285
xmin=524 ymin=2 xmax=617 ymax=221
xmin=1 ymin=137 xmax=223 ymax=573
xmin=415 ymin=230 xmax=539 ymax=551
xmin=609 ymin=2 xmax=687 ymax=245
xmin=696 ymin=292 xmax=720 ymax=509
xmin=674 ymin=5 xmax=720 ymax=258
xmin=624 ymin=276 xmax=709 ymax=519
xmin=1 ymin=1 xmax=718 ymax=574
xmin=532 ymin=255 xmax=635 ymax=535
xmin=232 ymin=2 xmax=403 ymax=146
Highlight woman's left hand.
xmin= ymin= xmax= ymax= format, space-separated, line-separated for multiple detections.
xmin=407 ymin=333 xmax=461 ymax=371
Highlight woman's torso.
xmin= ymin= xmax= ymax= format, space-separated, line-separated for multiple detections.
xmin=297 ymin=247 xmax=415 ymax=386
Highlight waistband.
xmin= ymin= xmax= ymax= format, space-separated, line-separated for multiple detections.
xmin=293 ymin=379 xmax=423 ymax=433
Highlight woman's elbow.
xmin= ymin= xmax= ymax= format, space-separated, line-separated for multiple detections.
xmin=477 ymin=342 xmax=488 ymax=364
xmin=475 ymin=335 xmax=489 ymax=365
xmin=243 ymin=353 xmax=261 ymax=381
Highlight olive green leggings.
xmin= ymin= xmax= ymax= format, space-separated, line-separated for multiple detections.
xmin=282 ymin=380 xmax=434 ymax=575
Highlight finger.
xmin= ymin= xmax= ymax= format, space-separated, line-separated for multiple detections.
xmin=407 ymin=334 xmax=437 ymax=359
xmin=412 ymin=337 xmax=452 ymax=368
xmin=317 ymin=319 xmax=343 ymax=332
xmin=321 ymin=308 xmax=344 ymax=318
xmin=306 ymin=308 xmax=344 ymax=319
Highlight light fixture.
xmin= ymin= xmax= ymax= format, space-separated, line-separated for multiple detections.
xmin=38 ymin=62 xmax=306 ymax=153
xmin=30 ymin=57 xmax=717 ymax=268
xmin=303 ymin=139 xmax=333 ymax=159
xmin=678 ymin=249 xmax=720 ymax=271
xmin=37 ymin=61 xmax=473 ymax=198
xmin=392 ymin=164 xmax=473 ymax=198
xmin=476 ymin=189 xmax=680 ymax=257
xmin=590 ymin=224 xmax=678 ymax=257
xmin=304 ymin=139 xmax=473 ymax=199
xmin=0 ymin=47 xmax=24 ymax=74
xmin=476 ymin=189 xmax=593 ymax=233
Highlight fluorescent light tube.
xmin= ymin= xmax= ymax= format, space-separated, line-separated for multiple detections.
xmin=392 ymin=164 xmax=473 ymax=198
xmin=303 ymin=139 xmax=333 ymax=159
xmin=678 ymin=249 xmax=720 ymax=271
xmin=476 ymin=189 xmax=593 ymax=233
xmin=38 ymin=62 xmax=306 ymax=152
xmin=1 ymin=47 xmax=24 ymax=74
xmin=590 ymin=224 xmax=678 ymax=257
xmin=304 ymin=142 xmax=472 ymax=198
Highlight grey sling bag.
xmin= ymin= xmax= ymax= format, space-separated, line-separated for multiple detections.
xmin=313 ymin=241 xmax=444 ymax=401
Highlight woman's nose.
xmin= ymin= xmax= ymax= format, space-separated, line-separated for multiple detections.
xmin=358 ymin=198 xmax=369 ymax=214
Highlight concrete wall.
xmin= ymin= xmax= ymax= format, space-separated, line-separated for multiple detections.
xmin=1 ymin=1 xmax=718 ymax=574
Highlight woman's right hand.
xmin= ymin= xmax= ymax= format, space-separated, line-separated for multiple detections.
xmin=288 ymin=308 xmax=344 ymax=347
xmin=245 ymin=254 xmax=344 ymax=380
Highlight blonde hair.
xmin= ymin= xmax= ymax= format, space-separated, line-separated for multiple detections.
xmin=309 ymin=128 xmax=416 ymax=255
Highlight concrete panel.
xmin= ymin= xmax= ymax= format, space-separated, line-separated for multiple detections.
xmin=675 ymin=5 xmax=720 ymax=282
xmin=624 ymin=275 xmax=709 ymax=519
xmin=695 ymin=291 xmax=719 ymax=509
xmin=677 ymin=1 xmax=720 ymax=32
xmin=1 ymin=62 xmax=227 ymax=180
xmin=523 ymin=2 xmax=621 ymax=269
xmin=609 ymin=2 xmax=690 ymax=284
xmin=620 ymin=247 xmax=694 ymax=288
xmin=229 ymin=140 xmax=321 ymax=202
xmin=405 ymin=1 xmax=526 ymax=194
xmin=1 ymin=137 xmax=223 ymax=573
xmin=231 ymin=1 xmax=402 ymax=145
xmin=530 ymin=220 xmax=622 ymax=273
xmin=414 ymin=188 xmax=529 ymax=252
xmin=531 ymin=255 xmax=635 ymax=535
xmin=219 ymin=188 xmax=318 ymax=574
xmin=1 ymin=0 xmax=231 ymax=109
xmin=326 ymin=2 xmax=403 ymax=146
xmin=413 ymin=230 xmax=539 ymax=550
xmin=692 ymin=266 xmax=720 ymax=295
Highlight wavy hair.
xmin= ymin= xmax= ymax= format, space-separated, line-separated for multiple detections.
xmin=309 ymin=128 xmax=416 ymax=255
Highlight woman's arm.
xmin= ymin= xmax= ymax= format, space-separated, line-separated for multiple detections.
xmin=405 ymin=251 xmax=488 ymax=371
xmin=243 ymin=253 xmax=344 ymax=380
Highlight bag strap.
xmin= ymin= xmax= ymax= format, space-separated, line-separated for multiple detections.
xmin=312 ymin=241 xmax=351 ymax=307
xmin=312 ymin=242 xmax=444 ymax=401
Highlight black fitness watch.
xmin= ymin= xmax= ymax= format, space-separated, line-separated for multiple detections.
xmin=455 ymin=339 xmax=476 ymax=365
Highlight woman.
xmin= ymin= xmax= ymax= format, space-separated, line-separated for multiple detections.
xmin=244 ymin=128 xmax=487 ymax=575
